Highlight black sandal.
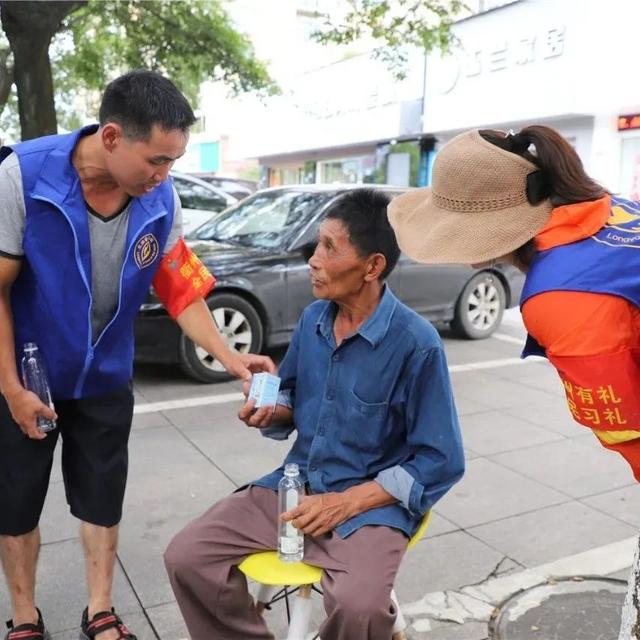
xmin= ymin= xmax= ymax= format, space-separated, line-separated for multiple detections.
xmin=5 ymin=608 xmax=51 ymax=640
xmin=79 ymin=608 xmax=137 ymax=640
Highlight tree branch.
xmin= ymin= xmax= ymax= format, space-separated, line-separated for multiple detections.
xmin=0 ymin=1 xmax=86 ymax=36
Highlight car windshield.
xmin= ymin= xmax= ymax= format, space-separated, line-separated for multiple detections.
xmin=190 ymin=189 xmax=333 ymax=249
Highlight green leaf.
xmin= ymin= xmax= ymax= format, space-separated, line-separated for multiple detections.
xmin=311 ymin=0 xmax=467 ymax=80
xmin=2 ymin=0 xmax=277 ymax=134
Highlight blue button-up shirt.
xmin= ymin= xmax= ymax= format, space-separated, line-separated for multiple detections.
xmin=254 ymin=286 xmax=464 ymax=538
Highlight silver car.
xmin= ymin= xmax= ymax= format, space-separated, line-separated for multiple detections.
xmin=171 ymin=171 xmax=237 ymax=235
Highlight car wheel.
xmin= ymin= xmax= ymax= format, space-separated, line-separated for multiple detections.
xmin=451 ymin=272 xmax=506 ymax=339
xmin=178 ymin=293 xmax=264 ymax=382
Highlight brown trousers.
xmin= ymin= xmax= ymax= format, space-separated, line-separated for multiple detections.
xmin=164 ymin=486 xmax=408 ymax=640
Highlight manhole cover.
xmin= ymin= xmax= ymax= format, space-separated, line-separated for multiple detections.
xmin=489 ymin=577 xmax=627 ymax=640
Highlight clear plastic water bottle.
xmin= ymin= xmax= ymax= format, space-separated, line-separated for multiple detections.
xmin=20 ymin=343 xmax=57 ymax=433
xmin=278 ymin=463 xmax=304 ymax=562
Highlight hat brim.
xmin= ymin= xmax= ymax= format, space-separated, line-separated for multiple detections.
xmin=388 ymin=187 xmax=553 ymax=265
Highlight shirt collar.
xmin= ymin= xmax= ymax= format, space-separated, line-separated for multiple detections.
xmin=315 ymin=285 xmax=398 ymax=348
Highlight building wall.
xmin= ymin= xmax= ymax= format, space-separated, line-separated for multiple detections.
xmin=259 ymin=141 xmax=380 ymax=186
xmin=246 ymin=47 xmax=425 ymax=161
xmin=422 ymin=0 xmax=640 ymax=195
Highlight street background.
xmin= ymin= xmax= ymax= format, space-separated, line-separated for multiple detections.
xmin=2 ymin=1 xmax=640 ymax=638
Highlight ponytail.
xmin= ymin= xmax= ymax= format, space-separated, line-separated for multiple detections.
xmin=480 ymin=125 xmax=607 ymax=205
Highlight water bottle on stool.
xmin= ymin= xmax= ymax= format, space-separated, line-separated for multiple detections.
xmin=20 ymin=342 xmax=57 ymax=433
xmin=278 ymin=463 xmax=304 ymax=562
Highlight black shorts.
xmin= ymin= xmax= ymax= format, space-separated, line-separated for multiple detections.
xmin=0 ymin=383 xmax=134 ymax=536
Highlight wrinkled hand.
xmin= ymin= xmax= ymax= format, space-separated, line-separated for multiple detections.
xmin=222 ymin=352 xmax=276 ymax=382
xmin=281 ymin=493 xmax=355 ymax=536
xmin=237 ymin=396 xmax=277 ymax=429
xmin=5 ymin=388 xmax=57 ymax=440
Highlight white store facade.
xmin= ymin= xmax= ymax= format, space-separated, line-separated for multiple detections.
xmin=423 ymin=0 xmax=640 ymax=197
xmin=249 ymin=47 xmax=429 ymax=188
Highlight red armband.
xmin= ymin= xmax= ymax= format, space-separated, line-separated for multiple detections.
xmin=152 ymin=237 xmax=216 ymax=319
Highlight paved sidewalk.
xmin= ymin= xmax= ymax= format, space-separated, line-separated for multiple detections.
xmin=1 ymin=311 xmax=638 ymax=639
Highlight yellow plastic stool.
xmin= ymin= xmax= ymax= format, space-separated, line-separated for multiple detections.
xmin=239 ymin=511 xmax=431 ymax=640
xmin=240 ymin=551 xmax=323 ymax=586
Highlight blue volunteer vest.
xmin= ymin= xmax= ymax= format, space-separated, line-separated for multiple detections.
xmin=6 ymin=125 xmax=175 ymax=399
xmin=521 ymin=195 xmax=640 ymax=358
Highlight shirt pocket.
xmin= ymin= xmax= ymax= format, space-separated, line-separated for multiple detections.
xmin=341 ymin=389 xmax=390 ymax=451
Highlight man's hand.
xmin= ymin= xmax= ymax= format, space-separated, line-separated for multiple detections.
xmin=238 ymin=379 xmax=292 ymax=428
xmin=281 ymin=493 xmax=356 ymax=536
xmin=238 ymin=397 xmax=277 ymax=428
xmin=222 ymin=351 xmax=276 ymax=382
xmin=4 ymin=387 xmax=57 ymax=440
xmin=174 ymin=299 xmax=276 ymax=381
xmin=282 ymin=483 xmax=397 ymax=536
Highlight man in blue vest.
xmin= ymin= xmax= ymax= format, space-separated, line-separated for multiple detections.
xmin=0 ymin=70 xmax=274 ymax=640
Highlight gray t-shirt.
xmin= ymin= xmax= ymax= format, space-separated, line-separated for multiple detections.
xmin=0 ymin=153 xmax=182 ymax=339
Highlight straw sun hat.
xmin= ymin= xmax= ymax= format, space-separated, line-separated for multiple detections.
xmin=387 ymin=129 xmax=554 ymax=264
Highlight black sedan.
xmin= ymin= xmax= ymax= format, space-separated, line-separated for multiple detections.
xmin=135 ymin=185 xmax=524 ymax=382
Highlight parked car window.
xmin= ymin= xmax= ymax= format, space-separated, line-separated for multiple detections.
xmin=192 ymin=190 xmax=333 ymax=249
xmin=173 ymin=176 xmax=229 ymax=212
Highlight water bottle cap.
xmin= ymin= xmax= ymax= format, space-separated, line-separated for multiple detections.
xmin=284 ymin=463 xmax=299 ymax=477
xmin=23 ymin=342 xmax=38 ymax=354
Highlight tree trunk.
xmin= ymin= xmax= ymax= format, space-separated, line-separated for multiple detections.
xmin=0 ymin=1 xmax=85 ymax=140
xmin=620 ymin=536 xmax=640 ymax=639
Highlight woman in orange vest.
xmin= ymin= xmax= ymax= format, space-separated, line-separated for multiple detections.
xmin=388 ymin=126 xmax=640 ymax=480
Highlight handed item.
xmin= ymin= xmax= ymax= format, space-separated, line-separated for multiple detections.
xmin=248 ymin=372 xmax=281 ymax=408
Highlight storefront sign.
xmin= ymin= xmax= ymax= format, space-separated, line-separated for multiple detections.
xmin=437 ymin=25 xmax=566 ymax=95
xmin=618 ymin=114 xmax=640 ymax=131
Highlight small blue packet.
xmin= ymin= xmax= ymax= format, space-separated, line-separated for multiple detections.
xmin=248 ymin=372 xmax=281 ymax=408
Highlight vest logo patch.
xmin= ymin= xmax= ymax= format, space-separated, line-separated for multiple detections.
xmin=593 ymin=199 xmax=640 ymax=249
xmin=134 ymin=233 xmax=159 ymax=269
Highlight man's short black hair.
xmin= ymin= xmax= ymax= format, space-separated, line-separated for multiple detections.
xmin=324 ymin=188 xmax=401 ymax=280
xmin=99 ymin=69 xmax=196 ymax=140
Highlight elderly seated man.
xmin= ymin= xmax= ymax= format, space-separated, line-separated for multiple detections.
xmin=164 ymin=188 xmax=465 ymax=640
